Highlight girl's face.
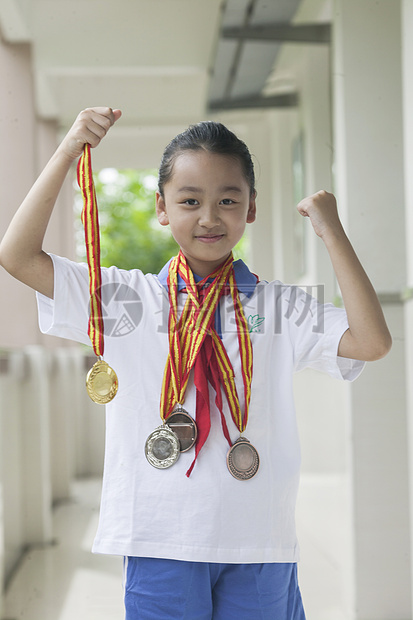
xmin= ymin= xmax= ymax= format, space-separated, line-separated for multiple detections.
xmin=155 ymin=150 xmax=256 ymax=277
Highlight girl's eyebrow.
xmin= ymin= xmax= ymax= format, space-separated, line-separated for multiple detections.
xmin=177 ymin=186 xmax=202 ymax=193
xmin=177 ymin=185 xmax=243 ymax=194
xmin=221 ymin=186 xmax=243 ymax=193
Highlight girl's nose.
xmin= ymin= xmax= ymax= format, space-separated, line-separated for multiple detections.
xmin=198 ymin=204 xmax=220 ymax=228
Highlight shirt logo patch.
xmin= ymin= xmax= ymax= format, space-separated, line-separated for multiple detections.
xmin=248 ymin=314 xmax=265 ymax=333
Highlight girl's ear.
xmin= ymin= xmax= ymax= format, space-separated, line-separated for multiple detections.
xmin=246 ymin=192 xmax=257 ymax=224
xmin=155 ymin=191 xmax=169 ymax=226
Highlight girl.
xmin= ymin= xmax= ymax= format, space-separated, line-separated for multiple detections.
xmin=0 ymin=107 xmax=391 ymax=619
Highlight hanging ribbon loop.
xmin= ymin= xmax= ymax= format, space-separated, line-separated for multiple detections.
xmin=77 ymin=144 xmax=118 ymax=404
xmin=77 ymin=144 xmax=104 ymax=357
xmin=160 ymin=251 xmax=253 ymax=476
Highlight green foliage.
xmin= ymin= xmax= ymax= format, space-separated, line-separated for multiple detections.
xmin=75 ymin=168 xmax=178 ymax=273
xmin=75 ymin=168 xmax=249 ymax=273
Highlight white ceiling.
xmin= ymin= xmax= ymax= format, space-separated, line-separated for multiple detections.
xmin=0 ymin=0 xmax=307 ymax=169
xmin=1 ymin=0 xmax=222 ymax=121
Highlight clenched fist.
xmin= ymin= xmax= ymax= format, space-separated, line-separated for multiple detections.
xmin=296 ymin=190 xmax=343 ymax=240
xmin=59 ymin=107 xmax=122 ymax=161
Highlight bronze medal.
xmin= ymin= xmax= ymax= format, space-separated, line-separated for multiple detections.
xmin=145 ymin=425 xmax=180 ymax=469
xmin=165 ymin=404 xmax=197 ymax=452
xmin=227 ymin=437 xmax=259 ymax=481
xmin=86 ymin=359 xmax=118 ymax=404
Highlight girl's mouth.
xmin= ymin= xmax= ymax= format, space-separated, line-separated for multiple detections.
xmin=195 ymin=234 xmax=224 ymax=244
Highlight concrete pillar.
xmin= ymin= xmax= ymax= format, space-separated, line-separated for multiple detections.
xmin=21 ymin=347 xmax=53 ymax=545
xmin=0 ymin=351 xmax=25 ymax=584
xmin=402 ymin=0 xmax=413 ymax=606
xmin=0 ymin=35 xmax=40 ymax=347
xmin=72 ymin=351 xmax=91 ymax=477
xmin=333 ymin=1 xmax=411 ymax=618
xmin=37 ymin=118 xmax=77 ymax=264
xmin=215 ymin=111 xmax=276 ymax=283
xmin=268 ymin=37 xmax=354 ymax=618
xmin=267 ymin=108 xmax=298 ymax=284
xmin=49 ymin=349 xmax=75 ymax=503
xmin=0 ymin=353 xmax=17 ymax=617
xmin=0 ymin=347 xmax=54 ymax=598
xmin=0 ymin=36 xmax=77 ymax=348
xmin=297 ymin=44 xmax=335 ymax=301
xmin=243 ymin=113 xmax=276 ymax=283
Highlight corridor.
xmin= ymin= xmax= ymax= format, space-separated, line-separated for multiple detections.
xmin=0 ymin=1 xmax=412 ymax=618
xmin=4 ymin=476 xmax=349 ymax=620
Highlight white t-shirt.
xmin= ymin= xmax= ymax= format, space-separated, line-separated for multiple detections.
xmin=37 ymin=254 xmax=364 ymax=563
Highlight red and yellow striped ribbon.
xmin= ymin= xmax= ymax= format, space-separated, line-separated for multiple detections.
xmin=211 ymin=268 xmax=253 ymax=431
xmin=77 ymin=144 xmax=104 ymax=357
xmin=161 ymin=252 xmax=232 ymax=419
xmin=160 ymin=250 xmax=252 ymax=435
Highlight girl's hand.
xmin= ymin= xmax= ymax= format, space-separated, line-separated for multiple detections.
xmin=58 ymin=107 xmax=122 ymax=161
xmin=297 ymin=190 xmax=344 ymax=240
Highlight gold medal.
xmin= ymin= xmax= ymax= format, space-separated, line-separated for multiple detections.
xmin=165 ymin=404 xmax=197 ymax=452
xmin=227 ymin=437 xmax=259 ymax=480
xmin=145 ymin=425 xmax=180 ymax=469
xmin=86 ymin=359 xmax=118 ymax=404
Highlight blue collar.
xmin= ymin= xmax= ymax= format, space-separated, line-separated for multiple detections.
xmin=157 ymin=258 xmax=258 ymax=298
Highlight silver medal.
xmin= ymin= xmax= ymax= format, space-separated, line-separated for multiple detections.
xmin=145 ymin=425 xmax=180 ymax=469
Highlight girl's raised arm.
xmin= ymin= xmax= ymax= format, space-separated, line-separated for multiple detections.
xmin=0 ymin=107 xmax=121 ymax=299
xmin=297 ymin=190 xmax=392 ymax=362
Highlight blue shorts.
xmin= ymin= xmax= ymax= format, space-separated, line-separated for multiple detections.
xmin=124 ymin=557 xmax=306 ymax=620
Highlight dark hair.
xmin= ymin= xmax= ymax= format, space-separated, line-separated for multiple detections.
xmin=158 ymin=121 xmax=256 ymax=197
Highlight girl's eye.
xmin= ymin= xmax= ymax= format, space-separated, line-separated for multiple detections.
xmin=221 ymin=198 xmax=235 ymax=205
xmin=183 ymin=199 xmax=199 ymax=206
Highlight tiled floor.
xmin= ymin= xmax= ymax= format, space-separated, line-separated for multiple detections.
xmin=3 ymin=480 xmax=124 ymax=620
xmin=296 ymin=475 xmax=352 ymax=620
xmin=4 ymin=476 xmax=352 ymax=620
